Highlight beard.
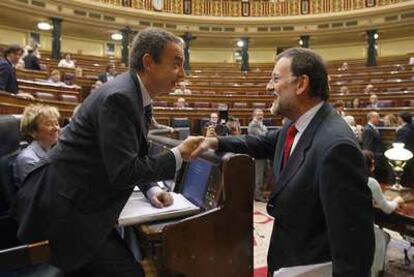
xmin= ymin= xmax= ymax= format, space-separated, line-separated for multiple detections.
xmin=270 ymin=99 xmax=279 ymax=116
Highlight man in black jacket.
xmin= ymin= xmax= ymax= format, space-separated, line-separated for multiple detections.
xmin=0 ymin=44 xmax=34 ymax=99
xmin=13 ymin=28 xmax=202 ymax=276
xmin=98 ymin=63 xmax=116 ymax=83
xmin=191 ymin=48 xmax=374 ymax=276
xmin=396 ymin=111 xmax=414 ymax=185
xmin=23 ymin=48 xmax=41 ymax=71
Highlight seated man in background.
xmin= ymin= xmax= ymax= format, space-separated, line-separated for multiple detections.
xmin=247 ymin=109 xmax=268 ymax=202
xmin=364 ymin=84 xmax=375 ymax=94
xmin=366 ymin=94 xmax=380 ymax=109
xmin=0 ymin=44 xmax=34 ymax=99
xmin=98 ymin=63 xmax=116 ymax=83
xmin=175 ymin=97 xmax=187 ymax=108
xmin=14 ymin=104 xmax=60 ymax=187
xmin=23 ymin=47 xmax=41 ymax=71
xmin=339 ymin=85 xmax=350 ymax=94
xmin=172 ymin=81 xmax=192 ymax=95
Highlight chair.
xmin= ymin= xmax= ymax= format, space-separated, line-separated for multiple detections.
xmin=63 ymin=73 xmax=76 ymax=86
xmin=245 ymin=91 xmax=259 ymax=96
xmin=153 ymin=100 xmax=168 ymax=107
xmin=233 ymin=102 xmax=248 ymax=109
xmin=193 ymin=102 xmax=210 ymax=108
xmin=34 ymin=92 xmax=55 ymax=101
xmin=252 ymin=103 xmax=266 ymax=109
xmin=0 ymin=115 xmax=21 ymax=250
xmin=378 ymin=100 xmax=395 ymax=108
xmin=60 ymin=94 xmax=79 ymax=103
xmin=171 ymin=117 xmax=190 ymax=128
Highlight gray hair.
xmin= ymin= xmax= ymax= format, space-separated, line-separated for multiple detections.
xmin=129 ymin=27 xmax=183 ymax=72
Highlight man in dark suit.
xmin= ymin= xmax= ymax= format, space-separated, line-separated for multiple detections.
xmin=362 ymin=111 xmax=389 ymax=182
xmin=98 ymin=63 xmax=116 ymax=83
xmin=396 ymin=111 xmax=414 ymax=185
xmin=13 ymin=28 xmax=202 ymax=276
xmin=0 ymin=44 xmax=34 ymax=99
xmin=23 ymin=48 xmax=41 ymax=71
xmin=191 ymin=48 xmax=374 ymax=276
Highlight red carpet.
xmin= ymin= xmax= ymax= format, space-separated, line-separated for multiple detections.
xmin=253 ymin=202 xmax=274 ymax=275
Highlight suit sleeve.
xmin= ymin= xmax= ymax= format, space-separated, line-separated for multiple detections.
xmin=361 ymin=129 xmax=374 ymax=152
xmin=218 ymin=129 xmax=278 ymax=160
xmin=0 ymin=62 xmax=11 ymax=91
xmin=98 ymin=93 xmax=176 ymax=191
xmin=319 ymin=142 xmax=374 ymax=276
xmin=395 ymin=128 xmax=406 ymax=144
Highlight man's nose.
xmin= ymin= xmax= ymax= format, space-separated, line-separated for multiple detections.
xmin=266 ymin=81 xmax=274 ymax=95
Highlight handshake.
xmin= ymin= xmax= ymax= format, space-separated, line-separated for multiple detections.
xmin=176 ymin=136 xmax=219 ymax=160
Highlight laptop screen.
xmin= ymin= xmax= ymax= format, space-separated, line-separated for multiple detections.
xmin=181 ymin=159 xmax=212 ymax=207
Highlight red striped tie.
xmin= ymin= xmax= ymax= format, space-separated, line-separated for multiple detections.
xmin=283 ymin=125 xmax=298 ymax=168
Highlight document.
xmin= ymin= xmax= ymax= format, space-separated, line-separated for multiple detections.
xmin=118 ymin=191 xmax=200 ymax=226
xmin=273 ymin=262 xmax=332 ymax=277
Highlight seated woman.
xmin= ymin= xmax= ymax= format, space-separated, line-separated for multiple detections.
xmin=14 ymin=104 xmax=60 ymax=187
xmin=362 ymin=149 xmax=403 ymax=213
xmin=58 ymin=52 xmax=75 ymax=68
xmin=362 ymin=150 xmax=404 ymax=276
xmin=46 ymin=69 xmax=65 ymax=86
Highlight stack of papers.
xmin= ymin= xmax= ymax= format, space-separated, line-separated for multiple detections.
xmin=273 ymin=262 xmax=332 ymax=277
xmin=118 ymin=192 xmax=200 ymax=226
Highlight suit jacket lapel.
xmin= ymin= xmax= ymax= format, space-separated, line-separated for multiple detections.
xmin=129 ymin=71 xmax=148 ymax=153
xmin=270 ymin=103 xmax=333 ymax=199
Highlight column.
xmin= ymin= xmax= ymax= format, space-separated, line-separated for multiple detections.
xmin=51 ymin=17 xmax=62 ymax=60
xmin=121 ymin=27 xmax=131 ymax=65
xmin=367 ymin=29 xmax=377 ymax=66
xmin=300 ymin=35 xmax=310 ymax=48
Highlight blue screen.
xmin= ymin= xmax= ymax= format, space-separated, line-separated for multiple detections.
xmin=181 ymin=159 xmax=212 ymax=207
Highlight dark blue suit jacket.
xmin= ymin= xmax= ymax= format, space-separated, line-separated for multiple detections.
xmin=0 ymin=58 xmax=18 ymax=94
xmin=12 ymin=71 xmax=177 ymax=271
xmin=218 ymin=103 xmax=374 ymax=276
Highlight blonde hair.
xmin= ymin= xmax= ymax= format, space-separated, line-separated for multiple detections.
xmin=20 ymin=104 xmax=60 ymax=142
xmin=50 ymin=69 xmax=61 ymax=77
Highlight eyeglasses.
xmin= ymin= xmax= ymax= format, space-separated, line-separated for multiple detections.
xmin=268 ymin=75 xmax=297 ymax=85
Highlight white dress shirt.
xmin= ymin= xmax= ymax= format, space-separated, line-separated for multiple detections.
xmin=289 ymin=101 xmax=324 ymax=156
xmin=136 ymin=74 xmax=183 ymax=197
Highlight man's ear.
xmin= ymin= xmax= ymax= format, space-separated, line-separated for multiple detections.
xmin=142 ymin=53 xmax=153 ymax=72
xmin=296 ymin=74 xmax=310 ymax=96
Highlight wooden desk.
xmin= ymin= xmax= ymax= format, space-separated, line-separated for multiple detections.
xmin=137 ymin=136 xmax=254 ymax=276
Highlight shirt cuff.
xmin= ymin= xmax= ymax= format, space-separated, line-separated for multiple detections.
xmin=146 ymin=186 xmax=163 ymax=200
xmin=171 ymin=147 xmax=183 ymax=171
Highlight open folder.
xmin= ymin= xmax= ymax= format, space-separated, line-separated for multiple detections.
xmin=118 ymin=191 xmax=200 ymax=226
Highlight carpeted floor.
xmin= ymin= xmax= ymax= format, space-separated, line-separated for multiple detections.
xmin=253 ymin=201 xmax=414 ymax=277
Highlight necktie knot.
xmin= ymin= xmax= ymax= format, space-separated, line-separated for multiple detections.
xmin=288 ymin=125 xmax=298 ymax=137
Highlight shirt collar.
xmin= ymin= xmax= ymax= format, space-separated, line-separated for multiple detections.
xmin=31 ymin=141 xmax=48 ymax=158
xmin=293 ymin=101 xmax=324 ymax=134
xmin=136 ymin=73 xmax=152 ymax=107
xmin=368 ymin=122 xmax=377 ymax=129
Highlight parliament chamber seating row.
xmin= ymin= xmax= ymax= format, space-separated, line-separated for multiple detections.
xmin=0 ymin=91 xmax=403 ymax=146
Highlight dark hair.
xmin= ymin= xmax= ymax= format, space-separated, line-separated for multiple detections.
xmin=361 ymin=150 xmax=375 ymax=176
xmin=129 ymin=27 xmax=182 ymax=72
xmin=276 ymin=47 xmax=329 ymax=101
xmin=399 ymin=111 xmax=412 ymax=124
xmin=4 ymin=44 xmax=23 ymax=58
